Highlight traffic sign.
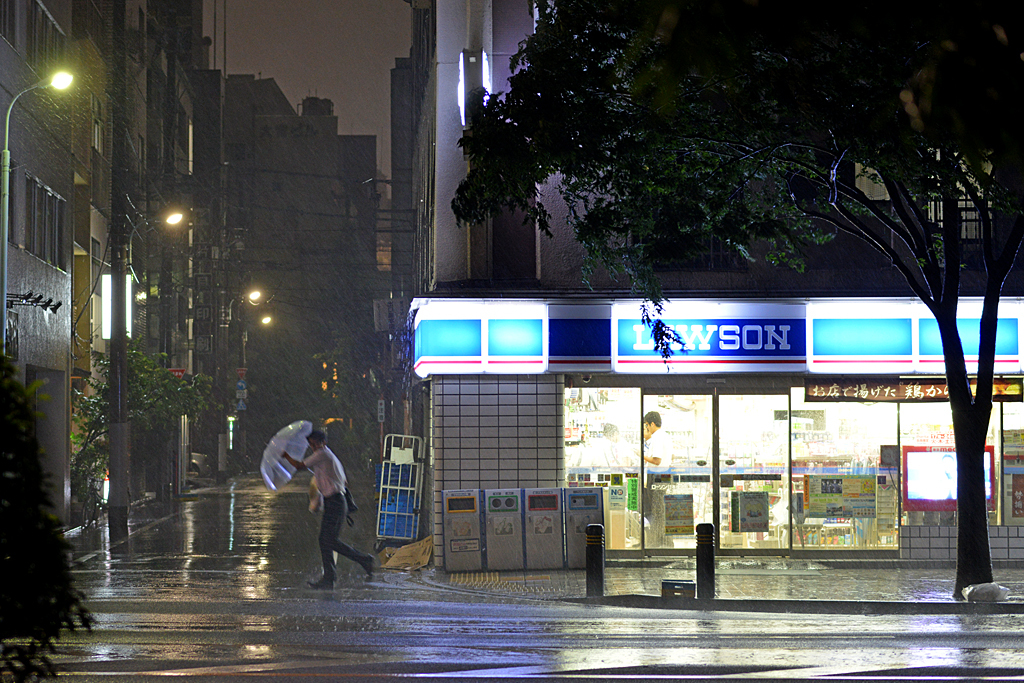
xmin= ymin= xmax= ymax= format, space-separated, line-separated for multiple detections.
xmin=235 ymin=390 xmax=248 ymax=399
xmin=237 ymin=367 xmax=247 ymax=380
xmin=169 ymin=368 xmax=186 ymax=379
xmin=236 ymin=380 xmax=247 ymax=391
xmin=236 ymin=399 xmax=247 ymax=411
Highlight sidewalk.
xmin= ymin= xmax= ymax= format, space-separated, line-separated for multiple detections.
xmin=65 ymin=477 xmax=1024 ymax=615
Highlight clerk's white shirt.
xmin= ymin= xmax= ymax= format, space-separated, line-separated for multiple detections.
xmin=303 ymin=445 xmax=347 ymax=497
xmin=644 ymin=428 xmax=671 ymax=466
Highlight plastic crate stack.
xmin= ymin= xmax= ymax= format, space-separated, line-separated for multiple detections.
xmin=376 ymin=460 xmax=421 ymax=543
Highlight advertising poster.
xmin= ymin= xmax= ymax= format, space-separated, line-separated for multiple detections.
xmin=805 ymin=475 xmax=877 ymax=518
xmin=608 ymin=486 xmax=626 ymax=511
xmin=1013 ymin=474 xmax=1024 ymax=519
xmin=902 ymin=445 xmax=996 ymax=512
xmin=664 ymin=494 xmax=695 ymax=536
xmin=730 ymin=491 xmax=769 ymax=532
xmin=627 ymin=475 xmax=639 ymax=511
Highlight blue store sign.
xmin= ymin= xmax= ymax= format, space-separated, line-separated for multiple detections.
xmin=409 ymin=298 xmax=1022 ymax=378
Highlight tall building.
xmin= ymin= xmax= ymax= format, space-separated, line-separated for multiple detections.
xmin=405 ymin=0 xmax=1024 ymax=566
xmin=2 ymin=0 xmax=76 ymax=520
xmin=0 ymin=0 xmax=207 ymax=522
xmin=218 ymin=76 xmax=385 ymax=470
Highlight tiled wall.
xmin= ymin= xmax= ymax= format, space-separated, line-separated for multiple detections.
xmin=900 ymin=526 xmax=1024 ymax=560
xmin=431 ymin=374 xmax=565 ymax=567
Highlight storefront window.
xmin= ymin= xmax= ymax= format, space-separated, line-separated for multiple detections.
xmin=900 ymin=402 xmax=998 ymax=526
xmin=564 ymin=387 xmax=642 ymax=549
xmin=790 ymin=388 xmax=899 ymax=549
xmin=641 ymin=395 xmax=713 ymax=550
xmin=1003 ymin=403 xmax=1024 ymax=525
xmin=718 ymin=395 xmax=790 ymax=551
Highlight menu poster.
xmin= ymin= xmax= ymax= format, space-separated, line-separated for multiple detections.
xmin=730 ymin=491 xmax=770 ymax=533
xmin=805 ymin=475 xmax=877 ymax=518
xmin=664 ymin=494 xmax=695 ymax=536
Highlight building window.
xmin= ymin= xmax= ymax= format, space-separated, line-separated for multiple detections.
xmin=91 ymin=94 xmax=103 ymax=152
xmin=25 ymin=175 xmax=67 ymax=270
xmin=1 ymin=0 xmax=15 ymax=44
xmin=376 ymin=233 xmax=392 ymax=272
xmin=27 ymin=1 xmax=67 ymax=71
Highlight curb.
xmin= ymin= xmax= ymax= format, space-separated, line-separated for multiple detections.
xmin=566 ymin=594 xmax=1024 ymax=614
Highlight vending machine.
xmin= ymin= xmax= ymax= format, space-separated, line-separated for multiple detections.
xmin=523 ymin=488 xmax=565 ymax=570
xmin=563 ymin=488 xmax=605 ymax=568
xmin=484 ymin=489 xmax=525 ymax=570
xmin=442 ymin=489 xmax=484 ymax=571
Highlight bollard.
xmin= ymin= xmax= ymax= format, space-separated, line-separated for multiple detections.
xmin=585 ymin=523 xmax=605 ymax=597
xmin=695 ymin=522 xmax=715 ymax=600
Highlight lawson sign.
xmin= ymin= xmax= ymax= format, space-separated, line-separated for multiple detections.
xmin=617 ymin=318 xmax=805 ymax=369
xmin=410 ymin=298 xmax=1024 ymax=377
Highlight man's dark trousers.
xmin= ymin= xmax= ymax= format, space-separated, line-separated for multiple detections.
xmin=319 ymin=492 xmax=372 ymax=581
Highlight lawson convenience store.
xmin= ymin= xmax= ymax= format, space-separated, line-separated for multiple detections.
xmin=414 ymin=297 xmax=1024 ymax=561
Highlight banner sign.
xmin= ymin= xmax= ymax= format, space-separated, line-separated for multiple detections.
xmin=806 ymin=377 xmax=1023 ymax=403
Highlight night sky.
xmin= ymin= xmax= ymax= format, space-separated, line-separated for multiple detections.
xmin=203 ymin=0 xmax=412 ymax=180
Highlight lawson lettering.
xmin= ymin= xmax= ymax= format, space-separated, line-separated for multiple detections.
xmin=618 ymin=319 xmax=806 ymax=356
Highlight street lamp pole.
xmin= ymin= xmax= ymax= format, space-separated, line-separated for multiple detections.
xmin=1 ymin=71 xmax=73 ymax=355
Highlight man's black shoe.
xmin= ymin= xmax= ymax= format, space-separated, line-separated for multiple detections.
xmin=360 ymin=557 xmax=375 ymax=578
xmin=307 ymin=577 xmax=334 ymax=589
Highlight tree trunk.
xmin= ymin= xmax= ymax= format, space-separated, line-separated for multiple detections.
xmin=937 ymin=310 xmax=995 ymax=599
xmin=951 ymin=400 xmax=994 ymax=599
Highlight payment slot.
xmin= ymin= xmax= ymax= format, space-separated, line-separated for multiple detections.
xmin=523 ymin=488 xmax=565 ymax=570
xmin=484 ymin=489 xmax=525 ymax=570
xmin=564 ymin=488 xmax=606 ymax=568
xmin=442 ymin=489 xmax=484 ymax=571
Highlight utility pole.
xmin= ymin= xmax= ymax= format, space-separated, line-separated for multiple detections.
xmin=107 ymin=0 xmax=130 ymax=538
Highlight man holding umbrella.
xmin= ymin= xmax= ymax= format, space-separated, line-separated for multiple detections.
xmin=280 ymin=430 xmax=375 ymax=587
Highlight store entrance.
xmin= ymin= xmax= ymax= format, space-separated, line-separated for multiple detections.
xmin=641 ymin=393 xmax=790 ymax=555
xmin=564 ymin=387 xmax=793 ymax=555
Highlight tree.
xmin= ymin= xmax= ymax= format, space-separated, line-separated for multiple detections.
xmin=453 ymin=0 xmax=1024 ymax=597
xmin=72 ymin=340 xmax=211 ymax=502
xmin=1 ymin=357 xmax=91 ymax=681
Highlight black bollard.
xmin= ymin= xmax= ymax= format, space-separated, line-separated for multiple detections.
xmin=695 ymin=522 xmax=715 ymax=600
xmin=585 ymin=523 xmax=605 ymax=597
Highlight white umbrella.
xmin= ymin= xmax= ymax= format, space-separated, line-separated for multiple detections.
xmin=260 ymin=420 xmax=312 ymax=491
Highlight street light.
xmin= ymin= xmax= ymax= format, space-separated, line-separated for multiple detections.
xmin=1 ymin=71 xmax=73 ymax=355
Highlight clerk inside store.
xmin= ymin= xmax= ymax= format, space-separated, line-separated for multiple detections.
xmin=564 ymin=383 xmax=1023 ymax=555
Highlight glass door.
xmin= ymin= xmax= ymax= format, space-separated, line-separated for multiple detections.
xmin=718 ymin=394 xmax=791 ymax=552
xmin=640 ymin=395 xmax=714 ymax=550
xmin=564 ymin=387 xmax=642 ymax=550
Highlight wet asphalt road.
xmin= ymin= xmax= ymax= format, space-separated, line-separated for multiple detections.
xmin=60 ymin=477 xmax=1024 ymax=681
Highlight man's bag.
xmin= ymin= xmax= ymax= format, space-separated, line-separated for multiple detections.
xmin=344 ymin=487 xmax=358 ymax=526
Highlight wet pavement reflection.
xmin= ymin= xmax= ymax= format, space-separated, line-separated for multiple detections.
xmin=59 ymin=475 xmax=1024 ymax=682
